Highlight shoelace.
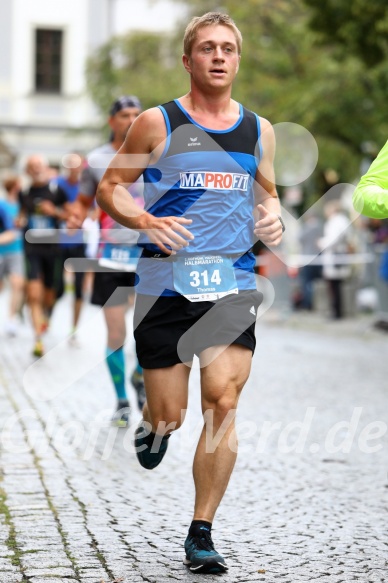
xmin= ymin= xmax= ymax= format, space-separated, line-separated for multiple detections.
xmin=190 ymin=529 xmax=215 ymax=552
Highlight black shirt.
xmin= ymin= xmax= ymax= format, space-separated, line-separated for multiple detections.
xmin=19 ymin=182 xmax=68 ymax=254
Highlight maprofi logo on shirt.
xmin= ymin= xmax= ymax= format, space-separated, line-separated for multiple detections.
xmin=180 ymin=172 xmax=249 ymax=191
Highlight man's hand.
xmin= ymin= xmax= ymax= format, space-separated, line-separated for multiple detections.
xmin=254 ymin=204 xmax=283 ymax=246
xmin=139 ymin=212 xmax=194 ymax=255
xmin=38 ymin=200 xmax=57 ymax=216
xmin=14 ymin=215 xmax=27 ymax=229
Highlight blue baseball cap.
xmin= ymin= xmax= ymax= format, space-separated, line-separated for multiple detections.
xmin=110 ymin=95 xmax=142 ymax=116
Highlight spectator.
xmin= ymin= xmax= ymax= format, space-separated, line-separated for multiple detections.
xmin=319 ymin=200 xmax=353 ymax=319
xmin=298 ymin=213 xmax=323 ymax=310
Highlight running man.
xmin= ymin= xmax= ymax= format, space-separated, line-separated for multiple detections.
xmin=0 ymin=175 xmax=25 ymax=336
xmin=97 ymin=13 xmax=283 ymax=573
xmin=0 ymin=197 xmax=18 ymax=319
xmin=18 ymin=155 xmax=69 ymax=357
xmin=68 ymin=96 xmax=145 ymax=427
xmin=353 ymin=139 xmax=388 ymax=219
xmin=53 ymin=153 xmax=87 ymax=346
xmin=0 ymin=200 xmax=16 ymax=247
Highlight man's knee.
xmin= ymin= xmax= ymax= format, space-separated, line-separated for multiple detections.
xmin=27 ymin=282 xmax=42 ymax=304
xmin=147 ymin=405 xmax=186 ymax=434
xmin=153 ymin=413 xmax=185 ymax=433
xmin=106 ymin=333 xmax=125 ymax=351
xmin=203 ymin=392 xmax=239 ymax=425
xmin=105 ymin=317 xmax=126 ymax=348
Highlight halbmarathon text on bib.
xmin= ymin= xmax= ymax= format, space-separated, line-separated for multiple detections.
xmin=173 ymin=254 xmax=239 ymax=302
xmin=179 ymin=172 xmax=249 ymax=191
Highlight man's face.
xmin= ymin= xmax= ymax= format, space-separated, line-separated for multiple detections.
xmin=109 ymin=107 xmax=141 ymax=143
xmin=63 ymin=153 xmax=84 ymax=180
xmin=183 ymin=24 xmax=241 ymax=90
xmin=25 ymin=156 xmax=49 ymax=184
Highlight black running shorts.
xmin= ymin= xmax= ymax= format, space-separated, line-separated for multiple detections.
xmin=25 ymin=252 xmax=63 ymax=289
xmin=56 ymin=244 xmax=86 ymax=300
xmin=91 ymin=270 xmax=137 ymax=307
xmin=134 ymin=289 xmax=263 ymax=369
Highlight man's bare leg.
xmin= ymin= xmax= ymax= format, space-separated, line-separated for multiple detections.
xmin=134 ymin=364 xmax=190 ymax=469
xmin=143 ymin=364 xmax=191 ymax=432
xmin=193 ymin=344 xmax=252 ymax=522
xmin=183 ymin=344 xmax=252 ymax=573
xmin=27 ymin=280 xmax=45 ymax=357
xmin=103 ymin=303 xmax=129 ymax=425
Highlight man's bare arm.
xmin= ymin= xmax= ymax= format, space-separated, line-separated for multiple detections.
xmin=97 ymin=108 xmax=194 ymax=255
xmin=253 ymin=118 xmax=283 ymax=246
xmin=0 ymin=230 xmax=15 ymax=245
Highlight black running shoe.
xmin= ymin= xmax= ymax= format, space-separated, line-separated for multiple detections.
xmin=111 ymin=400 xmax=130 ymax=428
xmin=130 ymin=369 xmax=146 ymax=411
xmin=184 ymin=524 xmax=228 ymax=574
xmin=134 ymin=420 xmax=170 ymax=470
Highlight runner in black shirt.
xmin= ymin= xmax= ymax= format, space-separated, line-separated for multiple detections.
xmin=19 ymin=154 xmax=69 ymax=357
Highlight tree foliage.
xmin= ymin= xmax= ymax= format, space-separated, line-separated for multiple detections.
xmin=303 ymin=0 xmax=388 ymax=67
xmin=86 ymin=30 xmax=188 ymax=115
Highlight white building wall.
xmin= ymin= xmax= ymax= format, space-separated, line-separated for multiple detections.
xmin=0 ymin=0 xmax=107 ymax=166
xmin=14 ymin=0 xmax=103 ymax=122
xmin=0 ymin=0 xmax=185 ymax=169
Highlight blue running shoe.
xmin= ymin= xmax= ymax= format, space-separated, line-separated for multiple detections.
xmin=130 ymin=369 xmax=146 ymax=411
xmin=184 ymin=524 xmax=228 ymax=574
xmin=134 ymin=420 xmax=170 ymax=470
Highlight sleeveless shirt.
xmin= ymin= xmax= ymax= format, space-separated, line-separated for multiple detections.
xmin=136 ymin=99 xmax=262 ymax=297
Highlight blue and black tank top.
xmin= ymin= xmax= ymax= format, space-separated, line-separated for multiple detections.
xmin=137 ymin=99 xmax=263 ymax=296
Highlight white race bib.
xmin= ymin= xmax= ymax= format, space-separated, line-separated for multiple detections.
xmin=173 ymin=255 xmax=238 ymax=302
xmin=98 ymin=243 xmax=141 ymax=272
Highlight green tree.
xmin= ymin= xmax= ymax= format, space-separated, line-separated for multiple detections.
xmin=86 ymin=30 xmax=188 ymax=116
xmin=303 ymin=0 xmax=388 ymax=67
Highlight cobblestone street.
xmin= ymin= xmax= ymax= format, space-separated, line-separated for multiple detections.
xmin=0 ymin=290 xmax=387 ymax=583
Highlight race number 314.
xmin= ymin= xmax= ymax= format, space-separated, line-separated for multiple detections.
xmin=190 ymin=269 xmax=221 ymax=287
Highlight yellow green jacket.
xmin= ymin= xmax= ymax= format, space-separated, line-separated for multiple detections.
xmin=353 ymin=140 xmax=388 ymax=219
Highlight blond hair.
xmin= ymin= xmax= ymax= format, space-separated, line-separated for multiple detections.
xmin=183 ymin=12 xmax=242 ymax=57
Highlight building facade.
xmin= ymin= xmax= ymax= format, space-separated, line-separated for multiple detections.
xmin=0 ymin=0 xmax=183 ymax=171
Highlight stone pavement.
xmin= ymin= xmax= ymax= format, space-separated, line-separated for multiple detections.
xmin=0 ymin=289 xmax=387 ymax=583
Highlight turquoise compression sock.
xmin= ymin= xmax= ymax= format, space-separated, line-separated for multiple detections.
xmin=106 ymin=347 xmax=127 ymax=401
